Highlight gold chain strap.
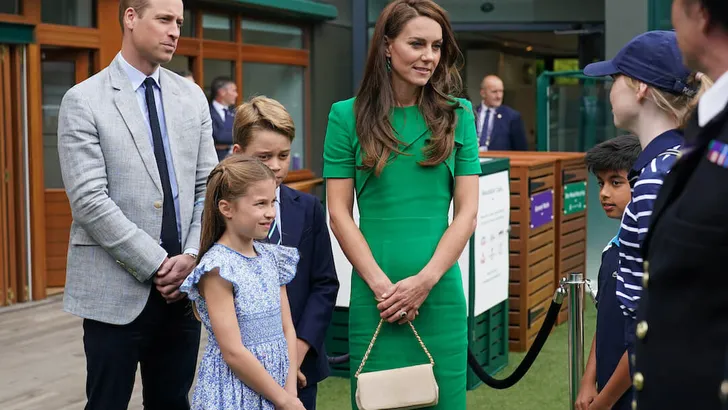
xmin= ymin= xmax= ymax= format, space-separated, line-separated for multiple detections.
xmin=354 ymin=318 xmax=435 ymax=378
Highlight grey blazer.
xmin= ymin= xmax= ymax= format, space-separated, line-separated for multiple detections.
xmin=58 ymin=55 xmax=217 ymax=325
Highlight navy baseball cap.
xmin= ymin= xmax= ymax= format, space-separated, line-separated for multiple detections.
xmin=584 ymin=30 xmax=696 ymax=97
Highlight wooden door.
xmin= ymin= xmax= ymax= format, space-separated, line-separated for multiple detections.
xmin=0 ymin=44 xmax=10 ymax=306
xmin=41 ymin=47 xmax=93 ymax=289
xmin=0 ymin=44 xmax=28 ymax=306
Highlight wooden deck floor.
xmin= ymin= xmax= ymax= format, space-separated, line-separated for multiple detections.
xmin=0 ymin=296 xmax=207 ymax=410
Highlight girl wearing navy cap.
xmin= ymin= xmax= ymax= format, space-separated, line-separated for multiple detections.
xmin=582 ymin=29 xmax=711 ymax=400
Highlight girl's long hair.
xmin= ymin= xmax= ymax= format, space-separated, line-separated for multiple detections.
xmin=355 ymin=0 xmax=464 ymax=176
xmin=197 ymin=155 xmax=276 ymax=264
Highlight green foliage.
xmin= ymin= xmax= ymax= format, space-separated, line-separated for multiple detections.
xmin=554 ymin=59 xmax=580 ymax=86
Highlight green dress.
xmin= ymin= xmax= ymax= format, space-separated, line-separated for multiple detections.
xmin=322 ymin=97 xmax=481 ymax=409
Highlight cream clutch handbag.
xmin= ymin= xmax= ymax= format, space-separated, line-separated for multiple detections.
xmin=354 ymin=318 xmax=439 ymax=410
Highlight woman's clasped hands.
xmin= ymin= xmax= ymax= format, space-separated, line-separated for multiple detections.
xmin=374 ymin=274 xmax=435 ymax=324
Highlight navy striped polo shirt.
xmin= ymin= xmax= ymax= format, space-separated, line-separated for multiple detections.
xmin=617 ymin=130 xmax=683 ymax=324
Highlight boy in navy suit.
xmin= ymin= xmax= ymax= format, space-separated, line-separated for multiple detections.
xmin=232 ymin=96 xmax=339 ymax=410
xmin=576 ymin=135 xmax=641 ymax=410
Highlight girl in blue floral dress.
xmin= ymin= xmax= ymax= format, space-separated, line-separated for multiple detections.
xmin=180 ymin=155 xmax=306 ymax=410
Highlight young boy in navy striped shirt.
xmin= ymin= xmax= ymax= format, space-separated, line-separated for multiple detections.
xmin=576 ymin=135 xmax=641 ymax=410
xmin=582 ymin=31 xmax=707 ymax=372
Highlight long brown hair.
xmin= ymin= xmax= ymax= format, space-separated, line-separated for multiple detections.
xmin=355 ymin=0 xmax=464 ymax=176
xmin=197 ymin=155 xmax=276 ymax=264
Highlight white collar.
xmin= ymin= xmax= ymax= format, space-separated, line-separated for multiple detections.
xmin=480 ymin=102 xmax=498 ymax=112
xmin=212 ymin=100 xmax=229 ymax=112
xmin=276 ymin=185 xmax=281 ymax=202
xmin=117 ymin=52 xmax=160 ymax=91
xmin=698 ymin=71 xmax=728 ymax=127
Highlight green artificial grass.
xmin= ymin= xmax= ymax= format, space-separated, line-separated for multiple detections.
xmin=316 ymin=304 xmax=597 ymax=410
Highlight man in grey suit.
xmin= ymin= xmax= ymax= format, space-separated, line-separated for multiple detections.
xmin=57 ymin=0 xmax=217 ymax=409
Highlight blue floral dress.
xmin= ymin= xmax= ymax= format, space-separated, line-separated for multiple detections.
xmin=180 ymin=242 xmax=299 ymax=410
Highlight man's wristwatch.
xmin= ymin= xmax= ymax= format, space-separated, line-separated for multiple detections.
xmin=184 ymin=252 xmax=198 ymax=260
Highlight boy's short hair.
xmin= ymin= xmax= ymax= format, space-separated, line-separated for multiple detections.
xmin=584 ymin=135 xmax=642 ymax=174
xmin=233 ymin=96 xmax=295 ymax=149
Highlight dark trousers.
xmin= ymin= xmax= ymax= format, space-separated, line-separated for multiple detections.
xmin=298 ymin=383 xmax=318 ymax=410
xmin=83 ymin=287 xmax=201 ymax=410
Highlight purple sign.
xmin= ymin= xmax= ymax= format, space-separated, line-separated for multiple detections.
xmin=530 ymin=190 xmax=554 ymax=229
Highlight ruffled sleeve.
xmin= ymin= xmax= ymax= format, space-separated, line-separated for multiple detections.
xmin=272 ymin=245 xmax=300 ymax=286
xmin=180 ymin=251 xmax=236 ymax=302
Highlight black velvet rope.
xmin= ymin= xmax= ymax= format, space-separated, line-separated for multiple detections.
xmin=328 ymin=354 xmax=350 ymax=366
xmin=327 ymin=294 xmax=564 ymax=389
xmin=467 ymin=296 xmax=563 ymax=389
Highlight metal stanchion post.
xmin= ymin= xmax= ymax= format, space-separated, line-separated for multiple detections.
xmin=565 ymin=273 xmax=585 ymax=410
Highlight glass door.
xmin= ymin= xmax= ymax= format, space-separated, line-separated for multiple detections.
xmin=0 ymin=44 xmax=28 ymax=306
xmin=41 ymin=46 xmax=93 ymax=290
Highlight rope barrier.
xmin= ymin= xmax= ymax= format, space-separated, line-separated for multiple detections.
xmin=326 ymin=285 xmax=568 ymax=387
xmin=328 ymin=353 xmax=349 ymax=366
xmin=467 ymin=286 xmax=566 ymax=389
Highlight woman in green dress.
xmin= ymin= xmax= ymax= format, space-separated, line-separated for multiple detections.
xmin=323 ymin=0 xmax=480 ymax=408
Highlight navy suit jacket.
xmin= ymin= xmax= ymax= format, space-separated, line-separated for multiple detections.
xmin=210 ymin=103 xmax=233 ymax=145
xmin=476 ymin=104 xmax=528 ymax=151
xmin=279 ymin=185 xmax=339 ymax=385
xmin=210 ymin=103 xmax=233 ymax=160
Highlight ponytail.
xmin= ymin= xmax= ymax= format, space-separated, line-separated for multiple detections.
xmin=197 ymin=167 xmax=227 ymax=265
xmin=190 ymin=167 xmax=227 ymax=322
xmin=680 ymin=71 xmax=713 ymax=129
xmin=191 ymin=156 xmax=275 ymax=321
xmin=197 ymin=155 xmax=276 ymax=264
xmin=625 ymin=71 xmax=714 ymax=130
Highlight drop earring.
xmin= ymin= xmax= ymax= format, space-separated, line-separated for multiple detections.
xmin=386 ymin=56 xmax=392 ymax=72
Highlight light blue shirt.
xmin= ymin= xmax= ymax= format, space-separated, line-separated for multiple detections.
xmin=610 ymin=229 xmax=620 ymax=248
xmin=602 ymin=229 xmax=621 ymax=254
xmin=118 ymin=53 xmax=196 ymax=256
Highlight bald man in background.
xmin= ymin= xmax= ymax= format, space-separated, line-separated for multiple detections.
xmin=476 ymin=75 xmax=528 ymax=151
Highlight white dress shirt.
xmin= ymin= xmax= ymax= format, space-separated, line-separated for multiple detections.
xmin=211 ymin=99 xmax=228 ymax=122
xmin=274 ymin=186 xmax=282 ymax=238
xmin=698 ymin=71 xmax=728 ymax=126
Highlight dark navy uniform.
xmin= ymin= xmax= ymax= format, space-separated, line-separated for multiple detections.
xmin=632 ymin=99 xmax=728 ymax=409
xmin=596 ymin=232 xmax=632 ymax=410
